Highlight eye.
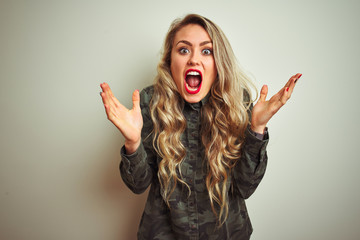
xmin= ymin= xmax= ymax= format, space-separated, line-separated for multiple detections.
xmin=179 ymin=48 xmax=190 ymax=54
xmin=202 ymin=48 xmax=212 ymax=55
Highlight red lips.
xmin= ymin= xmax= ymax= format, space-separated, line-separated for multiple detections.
xmin=184 ymin=69 xmax=202 ymax=94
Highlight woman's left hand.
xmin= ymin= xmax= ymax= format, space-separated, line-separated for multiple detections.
xmin=250 ymin=73 xmax=302 ymax=134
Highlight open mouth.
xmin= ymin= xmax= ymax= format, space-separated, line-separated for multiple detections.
xmin=184 ymin=69 xmax=202 ymax=94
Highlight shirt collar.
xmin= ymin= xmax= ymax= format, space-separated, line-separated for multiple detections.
xmin=183 ymin=91 xmax=210 ymax=111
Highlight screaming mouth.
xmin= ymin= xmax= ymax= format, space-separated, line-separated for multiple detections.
xmin=184 ymin=69 xmax=202 ymax=94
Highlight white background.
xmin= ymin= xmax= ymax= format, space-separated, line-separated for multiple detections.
xmin=1 ymin=0 xmax=359 ymax=239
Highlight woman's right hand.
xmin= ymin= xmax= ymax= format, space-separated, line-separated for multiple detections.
xmin=100 ymin=83 xmax=143 ymax=154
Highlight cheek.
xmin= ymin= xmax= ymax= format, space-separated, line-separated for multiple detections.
xmin=170 ymin=63 xmax=183 ymax=90
xmin=170 ymin=58 xmax=184 ymax=80
xmin=211 ymin=59 xmax=217 ymax=73
xmin=206 ymin=59 xmax=217 ymax=80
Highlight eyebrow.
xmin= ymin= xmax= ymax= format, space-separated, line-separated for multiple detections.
xmin=175 ymin=40 xmax=212 ymax=47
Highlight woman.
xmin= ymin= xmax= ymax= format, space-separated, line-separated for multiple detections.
xmin=100 ymin=14 xmax=301 ymax=240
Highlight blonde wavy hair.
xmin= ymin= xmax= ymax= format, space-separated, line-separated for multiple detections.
xmin=150 ymin=14 xmax=257 ymax=224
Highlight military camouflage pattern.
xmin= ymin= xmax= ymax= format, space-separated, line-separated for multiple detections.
xmin=120 ymin=86 xmax=269 ymax=240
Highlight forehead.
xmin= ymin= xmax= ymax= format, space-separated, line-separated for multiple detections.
xmin=173 ymin=24 xmax=212 ymax=44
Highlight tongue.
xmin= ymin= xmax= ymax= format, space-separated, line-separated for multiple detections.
xmin=186 ymin=76 xmax=200 ymax=87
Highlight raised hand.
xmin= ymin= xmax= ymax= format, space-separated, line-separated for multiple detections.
xmin=250 ymin=73 xmax=302 ymax=134
xmin=100 ymin=83 xmax=143 ymax=154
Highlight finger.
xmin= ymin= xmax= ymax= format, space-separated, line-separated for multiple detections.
xmin=100 ymin=83 xmax=111 ymax=105
xmin=104 ymin=98 xmax=125 ymax=125
xmin=282 ymin=73 xmax=297 ymax=89
xmin=101 ymin=82 xmax=112 ymax=95
xmin=100 ymin=84 xmax=109 ymax=107
xmin=105 ymin=103 xmax=122 ymax=126
xmin=280 ymin=87 xmax=291 ymax=105
xmin=101 ymin=83 xmax=124 ymax=111
xmin=294 ymin=73 xmax=302 ymax=83
xmin=100 ymin=82 xmax=110 ymax=94
xmin=103 ymin=103 xmax=113 ymax=119
xmin=275 ymin=73 xmax=301 ymax=98
xmin=100 ymin=85 xmax=113 ymax=110
xmin=101 ymin=83 xmax=113 ymax=100
xmin=286 ymin=73 xmax=302 ymax=94
xmin=132 ymin=89 xmax=141 ymax=112
xmin=100 ymin=83 xmax=114 ymax=102
xmin=280 ymin=78 xmax=298 ymax=105
xmin=284 ymin=75 xmax=295 ymax=88
xmin=258 ymin=85 xmax=268 ymax=103
xmin=269 ymin=84 xmax=286 ymax=102
xmin=286 ymin=73 xmax=302 ymax=87
xmin=101 ymin=94 xmax=118 ymax=120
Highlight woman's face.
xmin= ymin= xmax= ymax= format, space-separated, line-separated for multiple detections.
xmin=170 ymin=24 xmax=217 ymax=103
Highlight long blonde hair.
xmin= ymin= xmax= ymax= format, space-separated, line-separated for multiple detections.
xmin=150 ymin=14 xmax=257 ymax=224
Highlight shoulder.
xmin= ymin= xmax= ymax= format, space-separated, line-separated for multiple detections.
xmin=139 ymin=85 xmax=156 ymax=141
xmin=140 ymin=85 xmax=154 ymax=109
xmin=242 ymin=89 xmax=251 ymax=103
xmin=140 ymin=85 xmax=154 ymax=131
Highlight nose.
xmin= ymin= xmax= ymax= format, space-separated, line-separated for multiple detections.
xmin=187 ymin=51 xmax=200 ymax=66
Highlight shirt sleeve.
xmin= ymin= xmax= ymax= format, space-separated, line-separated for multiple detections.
xmin=232 ymin=126 xmax=269 ymax=199
xmin=248 ymin=127 xmax=267 ymax=140
xmin=119 ymin=86 xmax=157 ymax=194
xmin=120 ymin=142 xmax=155 ymax=194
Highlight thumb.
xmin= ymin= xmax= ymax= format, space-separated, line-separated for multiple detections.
xmin=258 ymin=85 xmax=268 ymax=102
xmin=132 ymin=89 xmax=141 ymax=111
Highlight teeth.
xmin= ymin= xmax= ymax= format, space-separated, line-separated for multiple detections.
xmin=187 ymin=71 xmax=200 ymax=76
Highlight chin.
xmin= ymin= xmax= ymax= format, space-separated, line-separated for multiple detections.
xmin=182 ymin=93 xmax=203 ymax=103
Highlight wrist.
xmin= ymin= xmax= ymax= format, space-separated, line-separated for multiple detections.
xmin=250 ymin=124 xmax=266 ymax=134
xmin=124 ymin=140 xmax=140 ymax=155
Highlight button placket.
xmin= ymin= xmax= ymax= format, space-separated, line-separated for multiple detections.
xmin=185 ymin=105 xmax=200 ymax=239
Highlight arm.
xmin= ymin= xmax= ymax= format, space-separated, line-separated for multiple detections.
xmin=119 ymin=87 xmax=157 ymax=194
xmin=120 ymin=142 xmax=156 ymax=194
xmin=251 ymin=73 xmax=302 ymax=133
xmin=100 ymin=82 xmax=142 ymax=154
xmin=100 ymin=83 xmax=156 ymax=194
xmin=233 ymin=73 xmax=302 ymax=198
xmin=232 ymin=127 xmax=269 ymax=199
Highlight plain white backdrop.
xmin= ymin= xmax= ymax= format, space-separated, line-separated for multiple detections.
xmin=1 ymin=0 xmax=359 ymax=239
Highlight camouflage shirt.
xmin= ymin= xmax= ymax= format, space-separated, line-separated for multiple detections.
xmin=120 ymin=86 xmax=269 ymax=240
